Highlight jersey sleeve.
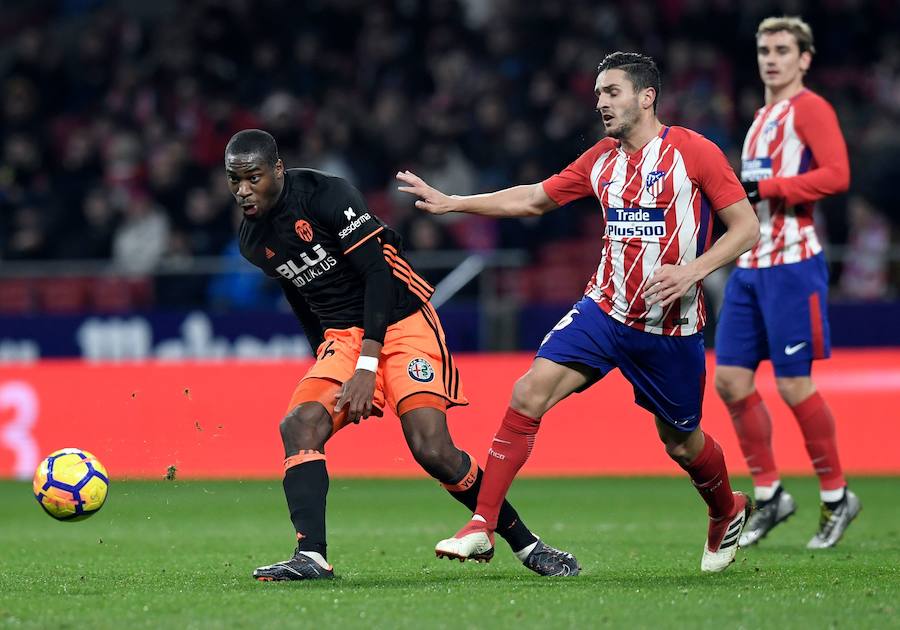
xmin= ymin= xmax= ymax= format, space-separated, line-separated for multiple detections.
xmin=541 ymin=142 xmax=606 ymax=206
xmin=688 ymin=135 xmax=747 ymax=211
xmin=757 ymin=95 xmax=850 ymax=205
xmin=313 ymin=177 xmax=385 ymax=254
xmin=312 ymin=176 xmax=393 ymax=345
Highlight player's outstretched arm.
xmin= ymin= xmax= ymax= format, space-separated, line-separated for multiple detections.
xmin=396 ymin=170 xmax=558 ymax=218
xmin=643 ymin=199 xmax=759 ymax=308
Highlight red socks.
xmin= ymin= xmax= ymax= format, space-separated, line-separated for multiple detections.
xmin=791 ymin=391 xmax=846 ymax=492
xmin=725 ymin=390 xmax=779 ymax=487
xmin=728 ymin=389 xmax=846 ymax=494
xmin=474 ymin=407 xmax=541 ymax=530
xmin=683 ymin=432 xmax=736 ymax=519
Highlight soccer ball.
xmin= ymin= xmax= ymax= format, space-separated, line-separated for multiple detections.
xmin=33 ymin=448 xmax=109 ymax=521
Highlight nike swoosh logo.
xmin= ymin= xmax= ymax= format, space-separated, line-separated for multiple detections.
xmin=601 ymin=179 xmax=617 ymax=188
xmin=784 ymin=342 xmax=808 ymax=356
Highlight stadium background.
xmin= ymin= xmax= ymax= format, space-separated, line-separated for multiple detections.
xmin=1 ymin=0 xmax=898 ymax=480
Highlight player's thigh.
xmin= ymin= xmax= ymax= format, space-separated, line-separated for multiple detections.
xmin=290 ymin=328 xmax=386 ymax=434
xmin=381 ymin=304 xmax=467 ymax=415
xmin=620 ymin=328 xmax=707 ymax=431
xmin=285 ymin=379 xmax=348 ymax=441
xmin=510 ymin=357 xmax=593 ymax=417
xmin=758 ymin=255 xmax=831 ymax=377
xmin=715 ymin=268 xmax=768 ymax=371
xmin=528 ymin=296 xmax=617 ymax=416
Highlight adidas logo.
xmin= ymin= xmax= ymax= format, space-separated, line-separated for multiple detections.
xmin=265 ymin=247 xmax=275 ymax=259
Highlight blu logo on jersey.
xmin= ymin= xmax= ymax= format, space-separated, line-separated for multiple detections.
xmin=605 ymin=207 xmax=667 ymax=240
xmin=275 ymin=244 xmax=338 ymax=287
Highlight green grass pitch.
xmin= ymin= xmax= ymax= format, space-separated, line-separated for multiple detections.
xmin=1 ymin=477 xmax=897 ymax=629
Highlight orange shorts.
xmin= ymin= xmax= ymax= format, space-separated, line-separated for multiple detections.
xmin=287 ymin=303 xmax=467 ymax=431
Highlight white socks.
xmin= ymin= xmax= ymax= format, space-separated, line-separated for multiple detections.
xmin=470 ymin=513 xmax=538 ymax=562
xmin=514 ymin=539 xmax=539 ymax=562
xmin=298 ymin=551 xmax=330 ymax=569
xmin=754 ymin=480 xmax=845 ymax=505
xmin=820 ymin=487 xmax=845 ymax=504
xmin=753 ymin=481 xmax=781 ymax=502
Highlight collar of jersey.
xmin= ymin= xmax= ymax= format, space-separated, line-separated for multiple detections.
xmin=616 ymin=125 xmax=668 ymax=159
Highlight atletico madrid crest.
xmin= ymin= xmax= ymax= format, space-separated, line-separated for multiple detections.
xmin=762 ymin=119 xmax=779 ymax=144
xmin=645 ymin=170 xmax=666 ymax=198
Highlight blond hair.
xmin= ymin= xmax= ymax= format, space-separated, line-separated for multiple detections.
xmin=757 ymin=16 xmax=816 ymax=55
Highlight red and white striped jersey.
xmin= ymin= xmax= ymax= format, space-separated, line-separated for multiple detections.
xmin=738 ymin=89 xmax=849 ymax=268
xmin=542 ymin=126 xmax=745 ymax=336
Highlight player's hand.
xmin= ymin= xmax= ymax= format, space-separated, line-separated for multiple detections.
xmin=642 ymin=264 xmax=703 ymax=309
xmin=396 ymin=170 xmax=457 ymax=215
xmin=334 ymin=370 xmax=379 ymax=424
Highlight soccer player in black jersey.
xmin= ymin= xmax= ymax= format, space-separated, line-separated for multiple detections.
xmin=225 ymin=129 xmax=580 ymax=580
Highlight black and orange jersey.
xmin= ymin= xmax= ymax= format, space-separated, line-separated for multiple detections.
xmin=239 ymin=168 xmax=433 ymax=338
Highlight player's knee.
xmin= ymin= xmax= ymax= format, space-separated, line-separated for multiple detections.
xmin=714 ymin=372 xmax=748 ymax=402
xmin=662 ymin=439 xmax=694 ymax=467
xmin=280 ymin=404 xmax=331 ymax=451
xmin=775 ymin=377 xmax=813 ymax=406
xmin=510 ymin=374 xmax=549 ymax=418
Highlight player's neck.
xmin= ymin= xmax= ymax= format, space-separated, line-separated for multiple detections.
xmin=620 ymin=119 xmax=663 ymax=155
xmin=765 ymin=79 xmax=805 ymax=105
xmin=263 ymin=178 xmax=287 ymax=217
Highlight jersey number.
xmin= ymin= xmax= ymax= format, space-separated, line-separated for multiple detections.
xmin=540 ymin=307 xmax=579 ymax=347
xmin=318 ymin=340 xmax=336 ymax=361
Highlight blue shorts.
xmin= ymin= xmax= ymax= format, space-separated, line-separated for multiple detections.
xmin=536 ymin=296 xmax=706 ymax=431
xmin=715 ymin=253 xmax=831 ymax=377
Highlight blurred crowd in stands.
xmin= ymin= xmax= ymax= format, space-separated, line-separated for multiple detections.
xmin=0 ymin=0 xmax=898 ymax=312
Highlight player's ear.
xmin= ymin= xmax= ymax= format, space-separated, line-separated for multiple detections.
xmin=799 ymin=50 xmax=812 ymax=73
xmin=274 ymin=158 xmax=285 ymax=178
xmin=642 ymin=87 xmax=657 ymax=112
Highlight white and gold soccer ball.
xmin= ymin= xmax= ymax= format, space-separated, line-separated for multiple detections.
xmin=33 ymin=448 xmax=109 ymax=521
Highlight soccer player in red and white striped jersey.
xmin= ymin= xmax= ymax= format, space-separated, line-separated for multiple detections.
xmin=543 ymin=119 xmax=746 ymax=337
xmin=399 ymin=52 xmax=760 ymax=573
xmin=714 ymin=16 xmax=860 ymax=550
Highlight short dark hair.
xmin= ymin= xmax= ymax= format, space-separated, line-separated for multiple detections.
xmin=597 ymin=52 xmax=661 ymax=111
xmin=225 ymin=129 xmax=279 ymax=167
